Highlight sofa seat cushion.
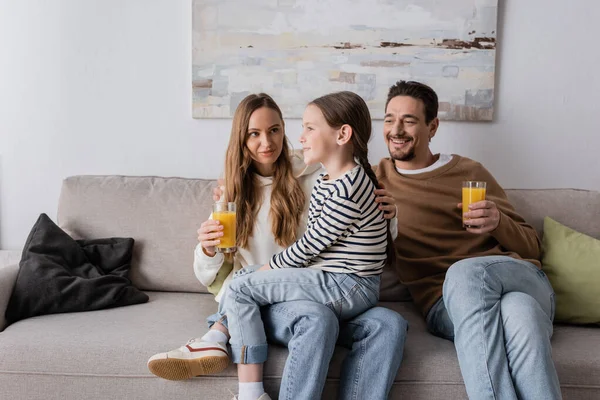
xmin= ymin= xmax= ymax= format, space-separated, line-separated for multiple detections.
xmin=0 ymin=292 xmax=215 ymax=376
xmin=382 ymin=303 xmax=600 ymax=391
xmin=1 ymin=293 xmax=599 ymax=398
xmin=0 ymin=292 xmax=460 ymax=384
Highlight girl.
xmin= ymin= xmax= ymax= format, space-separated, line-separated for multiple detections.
xmin=148 ymin=93 xmax=405 ymax=400
xmin=222 ymin=91 xmax=392 ymax=400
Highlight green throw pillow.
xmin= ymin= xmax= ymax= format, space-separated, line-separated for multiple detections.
xmin=542 ymin=217 xmax=600 ymax=325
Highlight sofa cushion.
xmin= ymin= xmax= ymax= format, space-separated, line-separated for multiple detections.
xmin=0 ymin=292 xmax=214 ymax=376
xmin=0 ymin=250 xmax=21 ymax=269
xmin=57 ymin=176 xmax=215 ymax=293
xmin=542 ymin=217 xmax=600 ymax=324
xmin=506 ymin=189 xmax=600 ymax=239
xmin=0 ymin=263 xmax=19 ymax=332
xmin=1 ymin=292 xmax=598 ymax=399
xmin=6 ymin=213 xmax=147 ymax=324
xmin=55 ymin=175 xmax=416 ymax=299
xmin=56 ymin=178 xmax=600 ymax=295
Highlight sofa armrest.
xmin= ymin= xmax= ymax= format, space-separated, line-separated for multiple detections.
xmin=0 ymin=263 xmax=19 ymax=332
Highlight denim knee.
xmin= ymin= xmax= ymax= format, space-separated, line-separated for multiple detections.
xmin=224 ymin=273 xmax=250 ymax=305
xmin=369 ymin=308 xmax=408 ymax=338
xmin=347 ymin=307 xmax=408 ymax=344
xmin=298 ymin=304 xmax=339 ymax=337
xmin=263 ymin=301 xmax=339 ymax=352
xmin=500 ymin=292 xmax=553 ymax=340
xmin=442 ymin=256 xmax=503 ymax=298
xmin=444 ymin=257 xmax=477 ymax=286
xmin=226 ymin=273 xmax=245 ymax=294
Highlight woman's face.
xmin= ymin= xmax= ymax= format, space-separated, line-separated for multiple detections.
xmin=245 ymin=107 xmax=285 ymax=176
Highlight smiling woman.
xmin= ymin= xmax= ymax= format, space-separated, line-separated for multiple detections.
xmin=245 ymin=108 xmax=285 ymax=177
xmin=224 ymin=93 xmax=306 ymax=250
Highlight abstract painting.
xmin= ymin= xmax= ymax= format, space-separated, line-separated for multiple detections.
xmin=192 ymin=0 xmax=498 ymax=121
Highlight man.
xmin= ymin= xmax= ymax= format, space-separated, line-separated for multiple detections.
xmin=376 ymin=80 xmax=561 ymax=399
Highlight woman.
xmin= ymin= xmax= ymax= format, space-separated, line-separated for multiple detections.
xmin=148 ymin=93 xmax=408 ymax=400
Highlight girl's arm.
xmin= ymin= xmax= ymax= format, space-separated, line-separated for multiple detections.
xmin=269 ymin=194 xmax=362 ymax=269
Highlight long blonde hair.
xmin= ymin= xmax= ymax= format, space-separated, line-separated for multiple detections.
xmin=224 ymin=93 xmax=306 ymax=249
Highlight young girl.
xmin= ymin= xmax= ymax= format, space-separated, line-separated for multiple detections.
xmin=148 ymin=93 xmax=403 ymax=400
xmin=222 ymin=91 xmax=392 ymax=400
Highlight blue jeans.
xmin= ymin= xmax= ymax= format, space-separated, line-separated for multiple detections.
xmin=208 ymin=269 xmax=405 ymax=400
xmin=224 ymin=267 xmax=380 ymax=364
xmin=209 ymin=303 xmax=407 ymax=400
xmin=426 ymin=256 xmax=561 ymax=400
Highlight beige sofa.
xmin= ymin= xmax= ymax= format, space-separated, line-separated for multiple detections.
xmin=1 ymin=175 xmax=599 ymax=400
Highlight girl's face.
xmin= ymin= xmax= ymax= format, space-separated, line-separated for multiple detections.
xmin=245 ymin=107 xmax=285 ymax=176
xmin=300 ymin=104 xmax=338 ymax=165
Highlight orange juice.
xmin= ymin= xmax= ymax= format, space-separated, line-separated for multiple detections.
xmin=462 ymin=184 xmax=486 ymax=226
xmin=213 ymin=211 xmax=236 ymax=250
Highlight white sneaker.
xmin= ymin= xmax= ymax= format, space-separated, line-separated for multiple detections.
xmin=147 ymin=338 xmax=230 ymax=380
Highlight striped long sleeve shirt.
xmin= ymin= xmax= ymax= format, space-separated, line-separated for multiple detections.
xmin=269 ymin=165 xmax=387 ymax=276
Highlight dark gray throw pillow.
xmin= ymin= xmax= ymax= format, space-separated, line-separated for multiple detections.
xmin=5 ymin=213 xmax=148 ymax=324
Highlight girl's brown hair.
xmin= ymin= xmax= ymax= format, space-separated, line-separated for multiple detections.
xmin=309 ymin=91 xmax=379 ymax=188
xmin=309 ymin=91 xmax=395 ymax=266
xmin=224 ymin=93 xmax=306 ymax=249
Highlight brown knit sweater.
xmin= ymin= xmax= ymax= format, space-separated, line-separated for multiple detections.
xmin=375 ymin=155 xmax=542 ymax=317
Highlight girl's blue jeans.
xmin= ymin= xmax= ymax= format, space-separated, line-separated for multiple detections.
xmin=206 ymin=266 xmax=407 ymax=400
xmin=224 ymin=267 xmax=380 ymax=364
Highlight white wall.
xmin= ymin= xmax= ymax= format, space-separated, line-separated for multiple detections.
xmin=1 ymin=0 xmax=599 ymax=249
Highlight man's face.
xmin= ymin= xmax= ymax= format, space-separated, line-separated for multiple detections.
xmin=383 ymin=95 xmax=438 ymax=168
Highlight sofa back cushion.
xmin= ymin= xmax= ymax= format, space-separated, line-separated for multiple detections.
xmin=58 ymin=176 xmax=215 ymax=293
xmin=506 ymin=189 xmax=600 ymax=239
xmin=57 ymin=177 xmax=600 ymax=294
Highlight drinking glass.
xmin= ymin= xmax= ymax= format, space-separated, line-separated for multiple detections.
xmin=462 ymin=181 xmax=487 ymax=227
xmin=213 ymin=202 xmax=236 ymax=253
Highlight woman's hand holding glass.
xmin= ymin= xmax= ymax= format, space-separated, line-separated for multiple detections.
xmin=202 ymin=179 xmax=228 ymax=257
xmin=197 ymin=219 xmax=224 ymax=257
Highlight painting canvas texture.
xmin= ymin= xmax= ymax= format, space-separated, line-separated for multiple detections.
xmin=192 ymin=0 xmax=498 ymax=121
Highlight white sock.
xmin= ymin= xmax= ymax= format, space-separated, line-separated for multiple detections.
xmin=238 ymin=382 xmax=265 ymax=400
xmin=201 ymin=329 xmax=228 ymax=344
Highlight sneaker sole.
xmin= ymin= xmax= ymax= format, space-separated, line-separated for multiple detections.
xmin=148 ymin=355 xmax=230 ymax=380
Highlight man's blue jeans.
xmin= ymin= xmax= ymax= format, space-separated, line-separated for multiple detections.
xmin=426 ymin=256 xmax=562 ymax=400
xmin=207 ymin=271 xmax=408 ymax=399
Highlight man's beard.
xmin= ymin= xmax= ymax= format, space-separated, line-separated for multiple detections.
xmin=388 ymin=137 xmax=416 ymax=161
xmin=390 ymin=148 xmax=416 ymax=161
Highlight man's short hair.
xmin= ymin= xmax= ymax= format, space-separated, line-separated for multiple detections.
xmin=386 ymin=81 xmax=439 ymax=124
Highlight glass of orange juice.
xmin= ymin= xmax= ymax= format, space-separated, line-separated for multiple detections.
xmin=213 ymin=202 xmax=236 ymax=253
xmin=462 ymin=181 xmax=487 ymax=227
